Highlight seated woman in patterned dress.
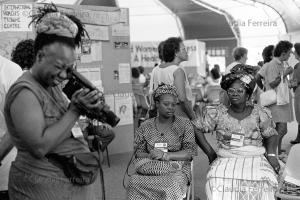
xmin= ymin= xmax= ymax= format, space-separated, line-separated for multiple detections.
xmin=127 ymin=84 xmax=197 ymax=200
xmin=201 ymin=65 xmax=280 ymax=200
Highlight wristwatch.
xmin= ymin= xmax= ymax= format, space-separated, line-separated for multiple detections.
xmin=267 ymin=153 xmax=276 ymax=157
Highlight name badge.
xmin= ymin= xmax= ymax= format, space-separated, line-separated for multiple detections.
xmin=230 ymin=132 xmax=245 ymax=147
xmin=154 ymin=142 xmax=168 ymax=152
xmin=72 ymin=122 xmax=84 ymax=138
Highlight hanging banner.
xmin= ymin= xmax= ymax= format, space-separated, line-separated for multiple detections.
xmin=130 ymin=40 xmax=206 ymax=75
xmin=1 ymin=4 xmax=33 ymax=32
xmin=130 ymin=41 xmax=160 ymax=68
xmin=181 ymin=40 xmax=206 ymax=76
xmin=58 ymin=7 xmax=121 ymax=26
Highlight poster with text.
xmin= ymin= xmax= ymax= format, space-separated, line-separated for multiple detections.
xmin=104 ymin=94 xmax=115 ymax=113
xmin=114 ymin=94 xmax=133 ymax=126
xmin=85 ymin=24 xmax=109 ymax=41
xmin=118 ymin=63 xmax=131 ymax=84
xmin=1 ymin=4 xmax=33 ymax=32
xmin=77 ymin=66 xmax=103 ymax=92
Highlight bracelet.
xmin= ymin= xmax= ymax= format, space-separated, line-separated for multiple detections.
xmin=267 ymin=154 xmax=276 ymax=157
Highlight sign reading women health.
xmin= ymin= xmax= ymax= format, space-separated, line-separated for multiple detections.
xmin=0 ymin=4 xmax=33 ymax=32
xmin=131 ymin=40 xmax=206 ymax=76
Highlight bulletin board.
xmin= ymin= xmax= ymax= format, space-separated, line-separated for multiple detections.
xmin=0 ymin=0 xmax=134 ymax=155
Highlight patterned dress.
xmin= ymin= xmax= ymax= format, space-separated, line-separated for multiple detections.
xmin=203 ymin=104 xmax=278 ymax=200
xmin=127 ymin=116 xmax=197 ymax=200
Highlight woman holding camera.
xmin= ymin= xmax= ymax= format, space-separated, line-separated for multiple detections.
xmin=4 ymin=5 xmax=101 ymax=200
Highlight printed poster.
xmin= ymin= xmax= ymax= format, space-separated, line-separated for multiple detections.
xmin=1 ymin=4 xmax=33 ymax=32
xmin=112 ymin=24 xmax=129 ymax=37
xmin=85 ymin=24 xmax=109 ymax=41
xmin=104 ymin=94 xmax=115 ymax=113
xmin=80 ymin=41 xmax=102 ymax=63
xmin=77 ymin=66 xmax=103 ymax=92
xmin=118 ymin=63 xmax=131 ymax=84
xmin=114 ymin=94 xmax=133 ymax=126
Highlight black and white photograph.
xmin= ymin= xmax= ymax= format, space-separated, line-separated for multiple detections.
xmin=0 ymin=0 xmax=300 ymax=200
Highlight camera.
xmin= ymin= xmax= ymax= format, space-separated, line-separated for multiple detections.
xmin=63 ymin=69 xmax=120 ymax=127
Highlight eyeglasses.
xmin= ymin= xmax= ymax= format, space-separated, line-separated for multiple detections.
xmin=227 ymin=88 xmax=245 ymax=95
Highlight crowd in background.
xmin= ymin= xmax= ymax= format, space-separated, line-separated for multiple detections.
xmin=129 ymin=38 xmax=300 ymax=199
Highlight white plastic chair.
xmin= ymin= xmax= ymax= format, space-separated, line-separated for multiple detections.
xmin=276 ymin=144 xmax=300 ymax=199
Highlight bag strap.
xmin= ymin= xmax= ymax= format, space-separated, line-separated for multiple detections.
xmin=122 ymin=148 xmax=137 ymax=189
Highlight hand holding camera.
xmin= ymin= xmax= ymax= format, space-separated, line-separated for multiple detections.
xmin=63 ymin=69 xmax=120 ymax=127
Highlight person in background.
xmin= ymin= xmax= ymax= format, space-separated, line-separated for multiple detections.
xmin=132 ymin=67 xmax=149 ymax=119
xmin=11 ymin=39 xmax=35 ymax=71
xmin=203 ymin=67 xmax=222 ymax=105
xmin=0 ymin=39 xmax=35 ymax=200
xmin=258 ymin=40 xmax=294 ymax=156
xmin=127 ymin=84 xmax=197 ymax=199
xmin=148 ymin=41 xmax=165 ymax=118
xmin=202 ymin=65 xmax=279 ymax=200
xmin=206 ymin=65 xmax=221 ymax=86
xmin=290 ymin=43 xmax=300 ymax=145
xmin=0 ymin=55 xmax=22 ymax=200
xmin=138 ymin=65 xmax=146 ymax=84
xmin=256 ymin=45 xmax=275 ymax=90
xmin=4 ymin=5 xmax=102 ymax=199
xmin=225 ymin=47 xmax=248 ymax=74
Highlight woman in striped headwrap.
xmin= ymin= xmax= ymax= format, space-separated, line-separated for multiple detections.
xmin=127 ymin=83 xmax=197 ymax=200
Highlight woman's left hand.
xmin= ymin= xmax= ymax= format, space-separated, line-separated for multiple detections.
xmin=267 ymin=156 xmax=280 ymax=174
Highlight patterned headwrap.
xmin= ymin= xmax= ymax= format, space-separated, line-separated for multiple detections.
xmin=153 ymin=83 xmax=178 ymax=101
xmin=35 ymin=12 xmax=78 ymax=38
xmin=221 ymin=64 xmax=256 ymax=94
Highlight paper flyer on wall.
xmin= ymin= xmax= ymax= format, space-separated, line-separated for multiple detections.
xmin=104 ymin=94 xmax=115 ymax=113
xmin=114 ymin=94 xmax=133 ymax=126
xmin=80 ymin=40 xmax=92 ymax=63
xmin=112 ymin=24 xmax=130 ymax=37
xmin=80 ymin=41 xmax=102 ymax=63
xmin=85 ymin=24 xmax=109 ymax=41
xmin=118 ymin=63 xmax=131 ymax=84
xmin=119 ymin=8 xmax=128 ymax=23
xmin=77 ymin=66 xmax=103 ymax=92
xmin=0 ymin=4 xmax=33 ymax=32
xmin=92 ymin=42 xmax=102 ymax=61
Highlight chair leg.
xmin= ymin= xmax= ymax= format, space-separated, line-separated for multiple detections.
xmin=106 ymin=146 xmax=110 ymax=168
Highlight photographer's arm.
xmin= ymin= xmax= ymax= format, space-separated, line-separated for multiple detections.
xmin=10 ymin=89 xmax=101 ymax=159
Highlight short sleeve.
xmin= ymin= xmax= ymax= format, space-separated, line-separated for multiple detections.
xmin=258 ymin=106 xmax=278 ymax=138
xmin=2 ymin=62 xmax=22 ymax=93
xmin=264 ymin=64 xmax=280 ymax=84
xmin=182 ymin=120 xmax=197 ymax=156
xmin=134 ymin=125 xmax=147 ymax=154
xmin=258 ymin=63 xmax=267 ymax=78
